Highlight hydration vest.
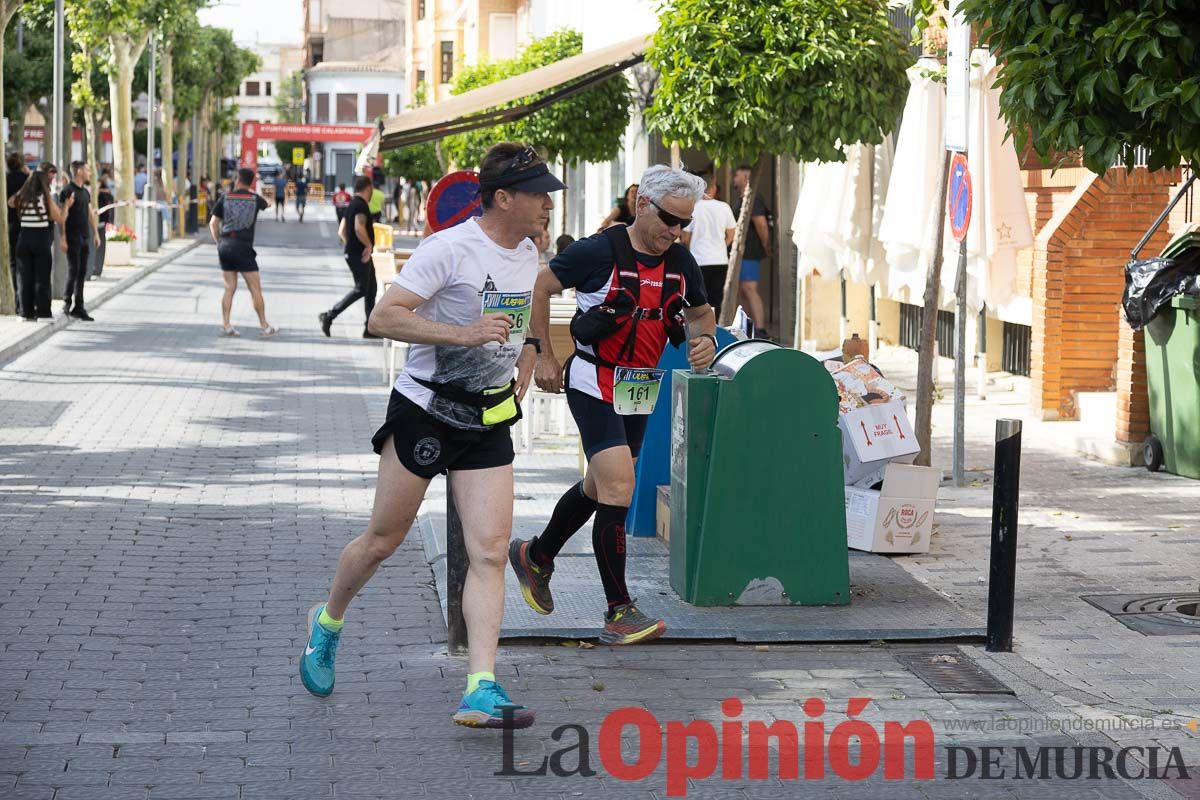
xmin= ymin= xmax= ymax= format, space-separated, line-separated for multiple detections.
xmin=570 ymin=225 xmax=687 ymax=369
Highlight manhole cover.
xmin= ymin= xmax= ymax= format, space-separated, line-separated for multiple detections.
xmin=894 ymin=650 xmax=1013 ymax=695
xmin=1082 ymin=594 xmax=1200 ymax=636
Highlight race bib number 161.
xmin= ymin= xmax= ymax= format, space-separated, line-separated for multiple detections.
xmin=481 ymin=291 xmax=532 ymax=345
xmin=613 ymin=367 xmax=665 ymax=416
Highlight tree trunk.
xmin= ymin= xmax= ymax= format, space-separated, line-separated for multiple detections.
xmin=913 ymin=151 xmax=952 ymax=467
xmin=160 ymin=39 xmax=175 ymax=235
xmin=175 ymin=117 xmax=189 ymax=235
xmin=109 ymin=36 xmax=137 ymax=232
xmin=85 ymin=108 xmax=99 ymax=225
xmin=720 ymin=164 xmax=764 ymax=328
xmin=61 ymin=100 xmax=73 ymax=167
xmin=0 ymin=23 xmax=13 ymax=316
xmin=194 ymin=97 xmax=208 ymax=182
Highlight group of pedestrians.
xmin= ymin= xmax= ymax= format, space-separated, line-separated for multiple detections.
xmin=271 ymin=168 xmax=310 ymax=223
xmin=297 ymin=142 xmax=718 ymax=730
xmin=6 ymin=155 xmax=111 ymax=323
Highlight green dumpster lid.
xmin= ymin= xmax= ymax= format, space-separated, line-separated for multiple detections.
xmin=1172 ymin=294 xmax=1198 ymax=310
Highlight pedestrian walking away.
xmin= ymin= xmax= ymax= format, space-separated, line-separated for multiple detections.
xmin=9 ymin=162 xmax=67 ymax=322
xmin=319 ymin=175 xmax=380 ymax=339
xmin=368 ymin=181 xmax=384 ymax=224
xmin=294 ymin=172 xmax=309 ymax=222
xmin=514 ymin=165 xmax=718 ymax=645
xmin=332 ymin=183 xmax=351 ymax=222
xmin=299 ymin=142 xmax=565 ymax=729
xmin=59 ymin=162 xmax=102 ymax=321
xmin=680 ymin=173 xmax=736 ymax=319
xmin=273 ymin=170 xmax=287 ymax=221
xmin=208 ymin=167 xmax=278 ymax=337
xmin=731 ymin=164 xmax=772 ymax=337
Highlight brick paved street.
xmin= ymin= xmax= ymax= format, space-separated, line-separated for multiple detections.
xmin=1 ymin=220 xmax=1196 ymax=799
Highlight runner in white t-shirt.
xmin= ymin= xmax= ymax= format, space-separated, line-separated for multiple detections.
xmin=680 ymin=174 xmax=736 ymax=317
xmin=299 ymin=143 xmax=565 ymax=730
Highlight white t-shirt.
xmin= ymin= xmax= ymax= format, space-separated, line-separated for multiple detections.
xmin=684 ymin=197 xmax=736 ymax=266
xmin=392 ymin=218 xmax=538 ymax=430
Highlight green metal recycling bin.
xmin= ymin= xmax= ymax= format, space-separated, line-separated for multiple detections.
xmin=669 ymin=341 xmax=850 ymax=606
xmin=1143 ymin=294 xmax=1200 ymax=479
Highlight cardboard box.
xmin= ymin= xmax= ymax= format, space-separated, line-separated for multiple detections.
xmin=838 ymin=399 xmax=919 ymax=488
xmin=656 ymin=485 xmax=671 ymax=545
xmin=844 ymin=463 xmax=939 ymax=554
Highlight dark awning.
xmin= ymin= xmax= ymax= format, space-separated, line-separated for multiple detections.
xmin=379 ymin=34 xmax=649 ymax=151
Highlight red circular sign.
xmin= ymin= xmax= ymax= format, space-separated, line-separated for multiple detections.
xmin=947 ymin=153 xmax=972 ymax=243
xmin=426 ymin=171 xmax=483 ymax=232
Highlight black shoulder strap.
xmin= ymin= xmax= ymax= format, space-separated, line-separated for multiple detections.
xmin=602 ymin=225 xmax=636 ymax=272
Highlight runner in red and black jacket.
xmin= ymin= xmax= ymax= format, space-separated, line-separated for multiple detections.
xmin=511 ymin=165 xmax=717 ymax=645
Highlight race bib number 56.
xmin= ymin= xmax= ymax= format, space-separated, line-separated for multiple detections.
xmin=481 ymin=291 xmax=532 ymax=344
xmin=613 ymin=367 xmax=665 ymax=416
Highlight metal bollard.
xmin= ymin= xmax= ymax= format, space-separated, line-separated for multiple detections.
xmin=445 ymin=475 xmax=468 ymax=655
xmin=986 ymin=419 xmax=1022 ymax=652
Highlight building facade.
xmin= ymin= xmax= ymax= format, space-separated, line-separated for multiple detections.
xmin=406 ymin=0 xmax=523 ymax=103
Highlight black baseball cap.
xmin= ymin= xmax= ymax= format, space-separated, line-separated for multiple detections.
xmin=479 ymin=146 xmax=566 ymax=193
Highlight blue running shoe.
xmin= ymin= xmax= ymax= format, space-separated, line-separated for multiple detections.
xmin=453 ymin=680 xmax=535 ymax=729
xmin=300 ymin=603 xmax=341 ymax=697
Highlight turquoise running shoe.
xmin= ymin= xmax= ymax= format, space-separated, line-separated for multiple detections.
xmin=300 ymin=603 xmax=341 ymax=697
xmin=452 ymin=680 xmax=535 ymax=729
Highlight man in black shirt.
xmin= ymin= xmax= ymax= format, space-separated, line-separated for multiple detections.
xmin=59 ymin=161 xmax=101 ymax=320
xmin=319 ymin=174 xmax=378 ymax=339
xmin=731 ymin=164 xmax=772 ymax=337
xmin=209 ymin=167 xmax=277 ymax=337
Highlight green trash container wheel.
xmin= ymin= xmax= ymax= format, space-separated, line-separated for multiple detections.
xmin=1144 ymin=435 xmax=1164 ymax=472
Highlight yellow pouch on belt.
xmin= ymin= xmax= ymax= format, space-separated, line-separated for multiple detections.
xmin=481 ymin=382 xmax=520 ymax=426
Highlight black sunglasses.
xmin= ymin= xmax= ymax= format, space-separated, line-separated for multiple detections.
xmin=647 ymin=197 xmax=692 ymax=229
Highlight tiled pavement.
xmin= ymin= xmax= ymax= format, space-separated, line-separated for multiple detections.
xmin=0 ymin=219 xmax=1196 ymax=798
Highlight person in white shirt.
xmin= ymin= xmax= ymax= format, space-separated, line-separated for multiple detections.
xmin=680 ymin=173 xmax=736 ymax=317
xmin=298 ymin=142 xmax=565 ymax=731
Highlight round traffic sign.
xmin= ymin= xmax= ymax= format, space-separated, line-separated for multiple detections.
xmin=948 ymin=153 xmax=972 ymax=243
xmin=426 ymin=171 xmax=482 ymax=232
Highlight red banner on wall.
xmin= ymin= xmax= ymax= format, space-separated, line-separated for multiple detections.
xmin=239 ymin=121 xmax=376 ymax=172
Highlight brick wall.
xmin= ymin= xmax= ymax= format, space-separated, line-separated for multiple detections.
xmin=1029 ymin=167 xmax=1182 ymax=421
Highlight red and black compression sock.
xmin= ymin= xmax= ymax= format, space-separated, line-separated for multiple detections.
xmin=529 ymin=480 xmax=598 ymax=568
xmin=592 ymin=502 xmax=632 ymax=610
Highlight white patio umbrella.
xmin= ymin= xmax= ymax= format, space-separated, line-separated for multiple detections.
xmin=793 ymin=140 xmax=893 ymax=288
xmin=878 ymin=57 xmax=947 ymax=303
xmin=355 ymin=130 xmax=380 ymax=176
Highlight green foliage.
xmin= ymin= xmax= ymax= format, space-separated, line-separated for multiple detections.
xmin=275 ymin=71 xmax=304 ymax=124
xmin=132 ymin=125 xmax=173 ymax=153
xmin=442 ymin=28 xmax=631 ymax=169
xmin=4 ymin=17 xmax=54 ymax=119
xmin=959 ymin=0 xmax=1200 ymax=173
xmin=646 ymin=0 xmax=911 ymax=164
xmin=384 ymin=143 xmax=442 ymax=183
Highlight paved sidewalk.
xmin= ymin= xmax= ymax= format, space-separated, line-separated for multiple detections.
xmin=870 ymin=345 xmax=1200 ymax=762
xmin=0 ymin=237 xmax=201 ymax=365
xmin=0 ymin=229 xmax=1194 ymax=799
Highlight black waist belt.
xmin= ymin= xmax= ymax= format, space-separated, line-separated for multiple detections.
xmin=572 ymin=349 xmax=618 ymax=370
xmin=413 ymin=377 xmax=510 ymax=407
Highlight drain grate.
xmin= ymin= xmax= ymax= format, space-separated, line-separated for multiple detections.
xmin=894 ymin=650 xmax=1013 ymax=695
xmin=1083 ymin=593 xmax=1200 ymax=636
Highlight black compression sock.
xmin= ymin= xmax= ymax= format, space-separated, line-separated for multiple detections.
xmin=529 ymin=480 xmax=597 ymax=567
xmin=592 ymin=502 xmax=631 ymax=610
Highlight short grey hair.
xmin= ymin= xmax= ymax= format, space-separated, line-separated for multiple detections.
xmin=636 ymin=165 xmax=706 ymax=205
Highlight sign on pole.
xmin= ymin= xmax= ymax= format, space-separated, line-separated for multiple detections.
xmin=948 ymin=153 xmax=973 ymax=242
xmin=292 ymin=147 xmax=305 ymax=166
xmin=426 ymin=171 xmax=483 ymax=232
xmin=945 ymin=0 xmax=970 ymax=152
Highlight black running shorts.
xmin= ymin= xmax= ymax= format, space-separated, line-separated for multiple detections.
xmin=371 ymin=390 xmax=514 ymax=479
xmin=217 ymin=240 xmax=259 ymax=272
xmin=567 ymin=388 xmax=649 ymax=461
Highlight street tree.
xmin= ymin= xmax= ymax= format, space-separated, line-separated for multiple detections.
xmin=957 ymin=0 xmax=1200 ymax=173
xmin=647 ymin=0 xmax=910 ymax=324
xmin=156 ymin=3 xmax=205 ymax=230
xmin=4 ymin=11 xmax=51 ymax=155
xmin=0 ymin=0 xmax=23 ymax=316
xmin=275 ymin=71 xmax=304 ymax=123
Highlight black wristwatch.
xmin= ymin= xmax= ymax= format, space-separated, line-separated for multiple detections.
xmin=701 ymin=333 xmax=718 ymax=348
xmin=523 ymin=337 xmax=542 ymax=354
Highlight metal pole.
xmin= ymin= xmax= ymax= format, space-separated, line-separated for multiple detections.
xmin=445 ymin=476 xmax=468 ymax=656
xmin=952 ymin=241 xmax=968 ymax=486
xmin=52 ymin=1 xmax=63 ymax=168
xmin=146 ymin=35 xmax=158 ymax=252
xmin=986 ymin=419 xmax=1022 ymax=652
xmin=976 ymin=306 xmax=987 ymax=399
